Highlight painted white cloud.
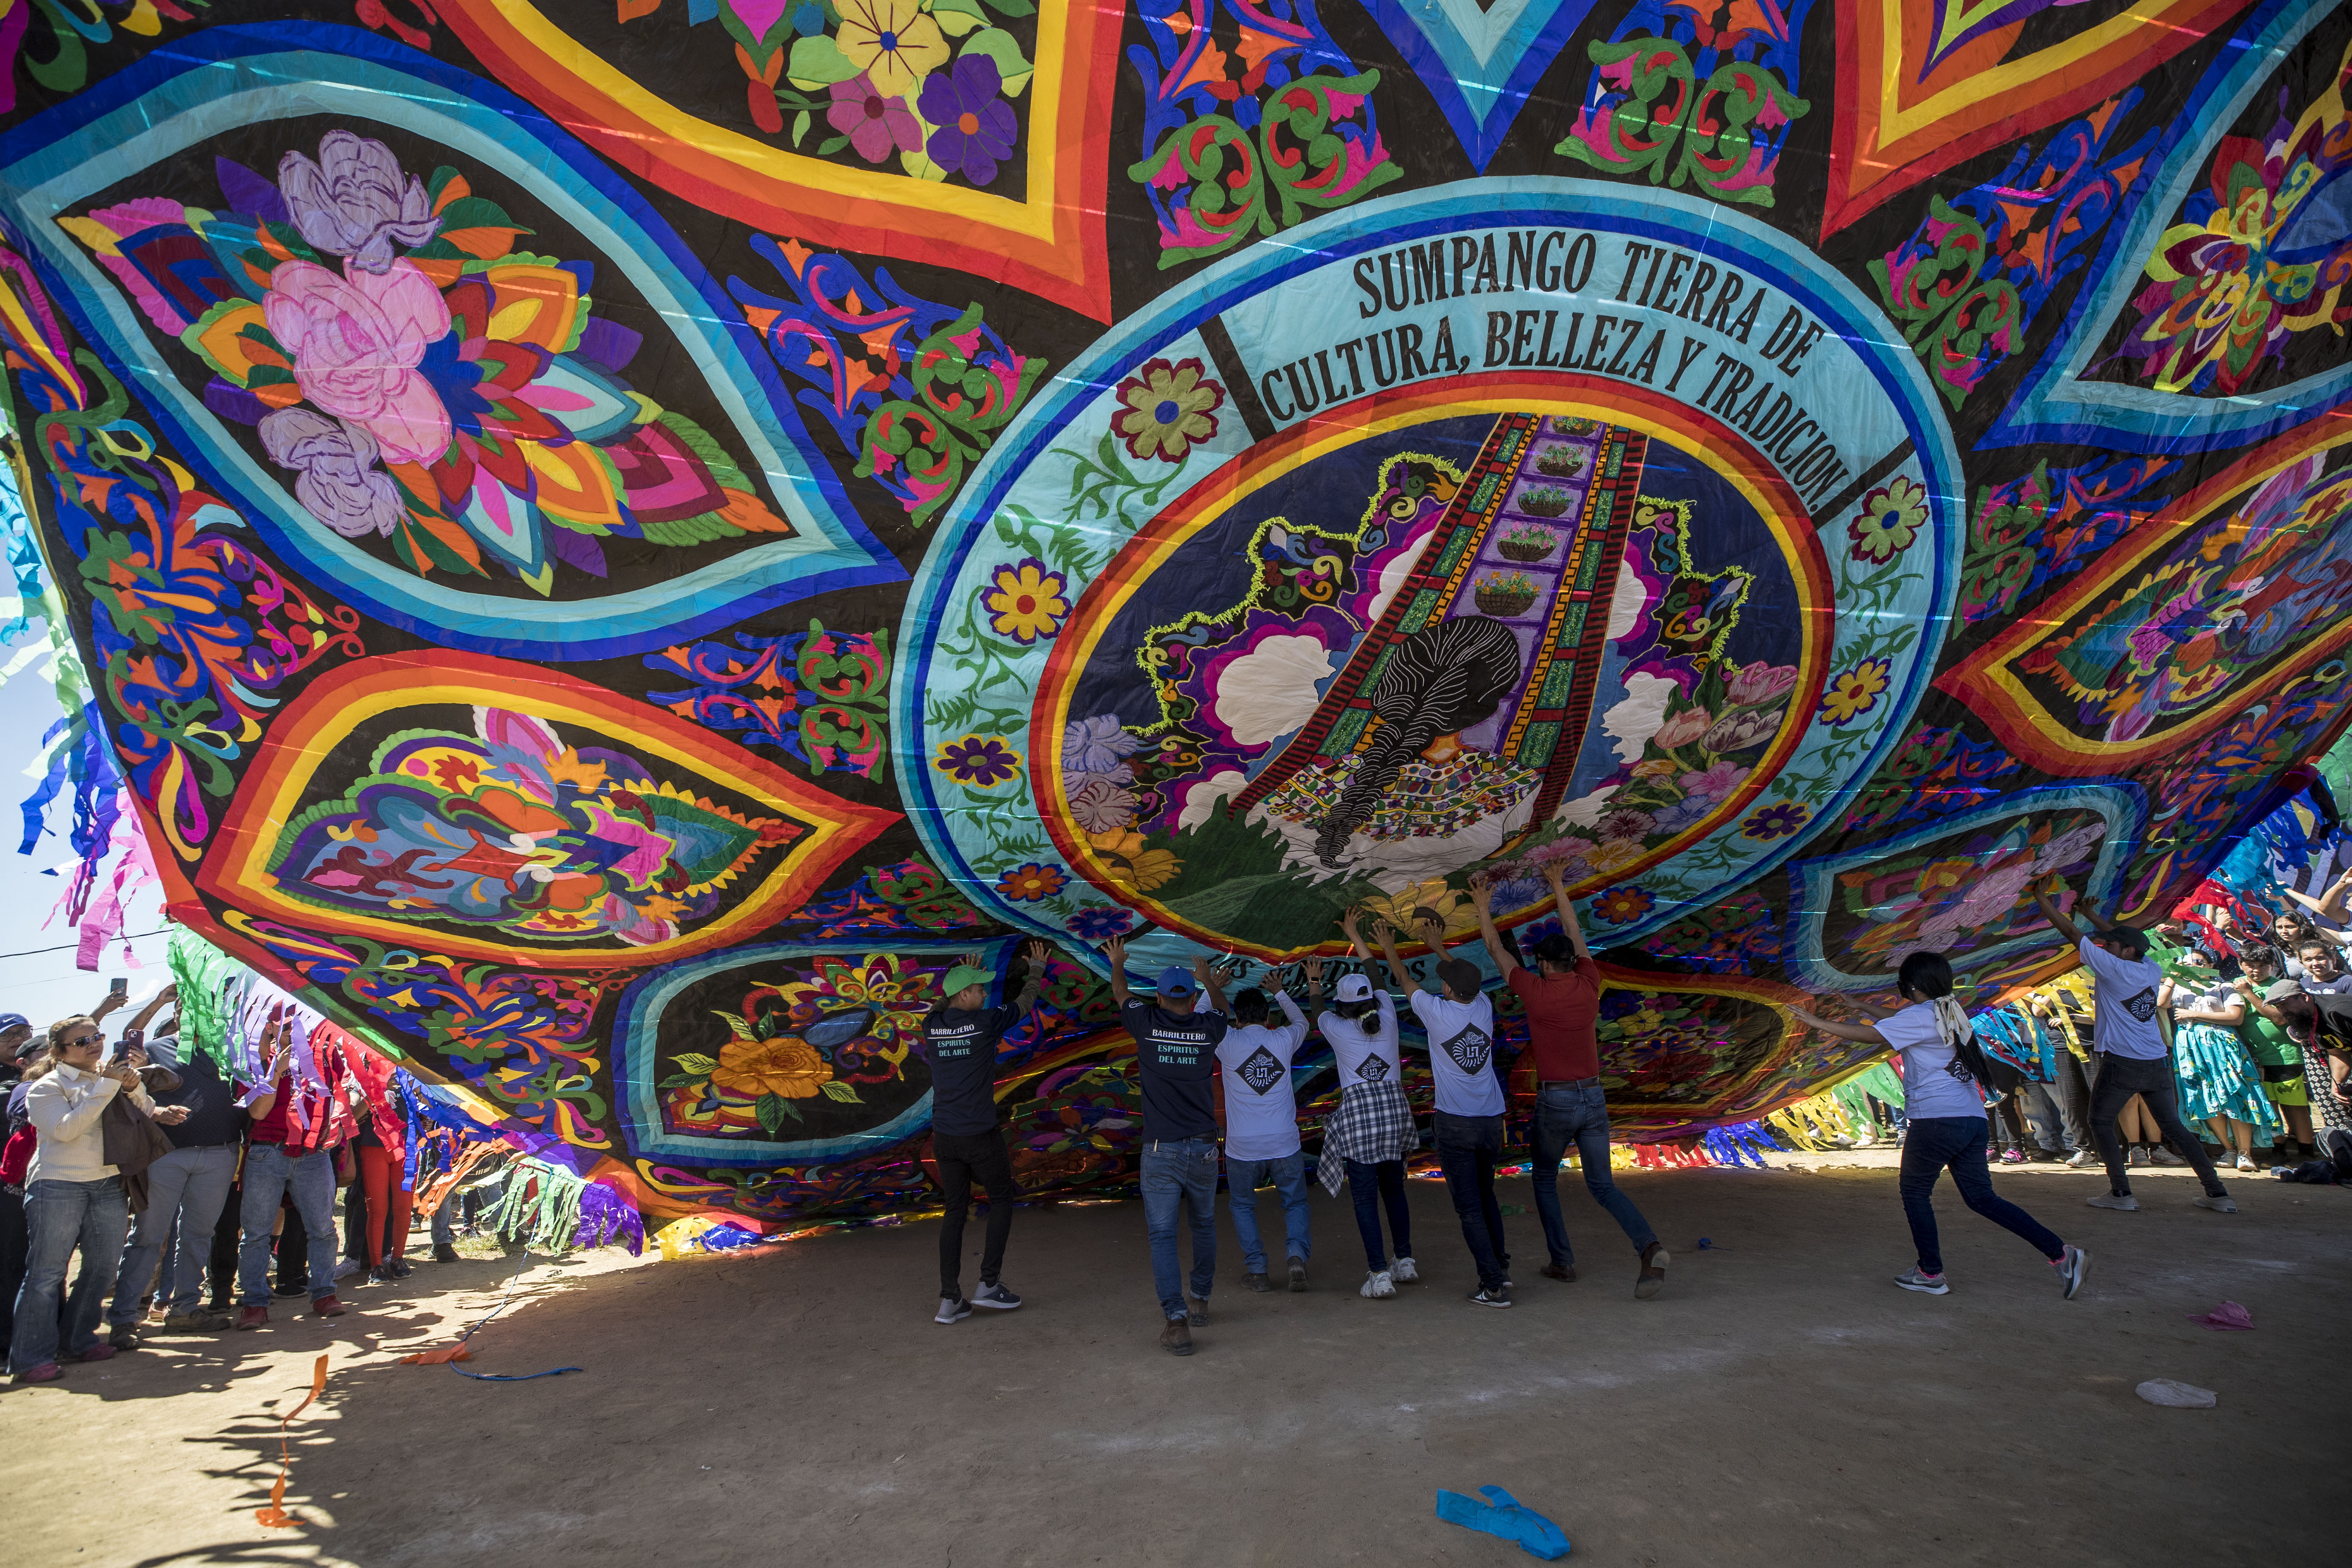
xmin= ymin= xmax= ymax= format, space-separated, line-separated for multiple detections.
xmin=1601 ymin=671 xmax=1678 ymax=763
xmin=1606 ymin=563 xmax=1649 ymax=640
xmin=1177 ymin=769 xmax=1247 ymax=831
xmin=1213 ymin=634 xmax=1338 ymax=747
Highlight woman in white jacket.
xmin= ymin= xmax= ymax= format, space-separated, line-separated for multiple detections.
xmin=8 ymin=1015 xmax=183 ymax=1382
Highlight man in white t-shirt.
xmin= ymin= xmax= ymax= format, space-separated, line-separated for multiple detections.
xmin=1374 ymin=920 xmax=1512 ymax=1307
xmin=1216 ymin=984 xmax=1314 ymax=1292
xmin=2027 ymin=878 xmax=2234 ymax=1213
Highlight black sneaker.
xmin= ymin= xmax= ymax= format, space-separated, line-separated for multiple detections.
xmin=1160 ymin=1317 xmax=1194 ymax=1356
xmin=1286 ymin=1256 xmax=1308 ymax=1292
xmin=367 ymin=1266 xmax=391 ymax=1286
xmin=432 ymin=1243 xmax=460 ymax=1263
xmin=271 ymin=1283 xmax=305 ymax=1298
xmin=934 ymin=1295 xmax=972 ymax=1325
xmin=1244 ymin=1272 xmax=1271 ymax=1292
xmin=970 ymin=1282 xmax=1021 ymax=1311
xmin=389 ymin=1258 xmax=413 ymax=1279
xmin=1469 ymin=1286 xmax=1513 ymax=1308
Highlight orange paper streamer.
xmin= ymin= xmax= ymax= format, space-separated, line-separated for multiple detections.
xmin=254 ymin=1355 xmax=330 ymax=1529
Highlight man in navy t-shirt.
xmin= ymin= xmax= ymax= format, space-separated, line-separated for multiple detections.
xmin=919 ymin=939 xmax=1055 ymax=1323
xmin=1105 ymin=935 xmax=1232 ymax=1356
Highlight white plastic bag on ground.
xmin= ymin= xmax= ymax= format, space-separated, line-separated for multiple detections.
xmin=2136 ymin=1379 xmax=2217 ymax=1408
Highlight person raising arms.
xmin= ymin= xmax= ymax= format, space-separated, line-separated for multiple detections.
xmin=919 ymin=939 xmax=1056 ymax=1325
xmin=1787 ymin=956 xmax=2089 ymax=1298
xmin=1215 ymin=964 xmax=1314 ymax=1294
xmin=1470 ymin=864 xmax=1668 ymax=1299
xmin=1317 ymin=910 xmax=1419 ymax=1298
xmin=1103 ymin=936 xmax=1234 ymax=1357
xmin=2025 ymin=877 xmax=2236 ymax=1214
xmin=1372 ymin=916 xmax=1512 ymax=1308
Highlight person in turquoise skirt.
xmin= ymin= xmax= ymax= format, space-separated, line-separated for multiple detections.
xmin=2162 ymin=946 xmax=2280 ymax=1173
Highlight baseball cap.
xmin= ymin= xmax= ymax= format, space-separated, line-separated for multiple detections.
xmin=0 ymin=1013 xmax=28 ymax=1034
xmin=1334 ymin=974 xmax=1373 ymax=1002
xmin=1436 ymin=958 xmax=1482 ymax=998
xmin=1155 ymin=965 xmax=1195 ymax=998
xmin=940 ymin=965 xmax=993 ymax=1000
xmin=2263 ymin=979 xmax=2305 ymax=1004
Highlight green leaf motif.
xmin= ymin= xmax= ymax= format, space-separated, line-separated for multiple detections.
xmin=819 ymin=1080 xmax=863 ymax=1103
xmin=672 ymin=1052 xmax=719 ymax=1075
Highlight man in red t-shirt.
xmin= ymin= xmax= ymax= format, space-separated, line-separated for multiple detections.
xmin=1472 ymin=861 xmax=1667 ymax=1299
xmin=232 ymin=1011 xmax=350 ymax=1329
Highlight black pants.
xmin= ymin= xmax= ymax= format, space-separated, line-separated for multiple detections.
xmin=2089 ymin=1053 xmax=2228 ymax=1198
xmin=0 ymin=1186 xmax=25 ymax=1354
xmin=207 ymin=1181 xmax=239 ymax=1306
xmin=1433 ymin=1111 xmax=1509 ymax=1291
xmin=935 ymin=1130 xmax=1018 ymax=1298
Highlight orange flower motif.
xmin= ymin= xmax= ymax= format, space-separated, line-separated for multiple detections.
xmin=712 ymin=1036 xmax=833 ymax=1100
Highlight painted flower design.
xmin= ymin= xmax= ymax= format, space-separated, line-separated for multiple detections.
xmin=276 ymin=132 xmax=440 ymax=274
xmin=1592 ymin=885 xmax=1655 ymax=925
xmin=920 ymin=54 xmax=1018 ymax=186
xmin=1359 ymin=879 xmax=1473 ymax=935
xmin=1598 ymin=808 xmax=1657 ymax=842
xmin=995 ymin=863 xmax=1068 ymax=903
xmin=1819 ymin=658 xmax=1893 ymax=726
xmin=1678 ymin=762 xmax=1751 ymax=802
xmin=1651 ymin=706 xmax=1713 ymax=753
xmin=262 ymin=258 xmax=453 ymax=465
xmin=1089 ymin=828 xmax=1181 ymax=894
xmin=1726 ymin=661 xmax=1799 ymax=708
xmin=1702 ymin=706 xmax=1783 ymax=753
xmin=985 ymin=557 xmax=1069 ymax=645
xmin=1111 ymin=358 xmax=1225 ymax=463
xmin=1069 ymin=778 xmax=1138 ymax=834
xmin=1582 ymin=839 xmax=1646 ymax=876
xmin=1066 ymin=905 xmax=1135 ymax=942
xmin=713 ymin=1035 xmax=833 ymax=1099
xmin=256 ymin=409 xmax=403 ymax=539
xmin=935 ymin=735 xmax=1021 ymax=788
xmin=835 ymin=0 xmax=949 ymax=100
xmin=1847 ymin=476 xmax=1928 ymax=565
xmin=1740 ymin=801 xmax=1810 ymax=842
xmin=826 ymin=74 xmax=923 ymax=165
xmin=1650 ymin=796 xmax=1715 ymax=834
xmin=1063 ymin=714 xmax=1145 ymax=783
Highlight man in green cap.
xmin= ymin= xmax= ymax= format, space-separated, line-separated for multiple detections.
xmin=922 ymin=939 xmax=1055 ymax=1323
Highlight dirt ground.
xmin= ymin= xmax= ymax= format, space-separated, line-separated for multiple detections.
xmin=3 ymin=1155 xmax=2340 ymax=1567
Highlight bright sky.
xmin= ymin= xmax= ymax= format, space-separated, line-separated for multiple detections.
xmin=0 ymin=628 xmax=175 ymax=1029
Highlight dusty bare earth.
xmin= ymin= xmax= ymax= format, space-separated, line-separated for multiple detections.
xmin=2 ymin=1156 xmax=2340 ymax=1568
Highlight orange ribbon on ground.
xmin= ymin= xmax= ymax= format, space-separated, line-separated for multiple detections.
xmin=254 ymin=1354 xmax=330 ymax=1529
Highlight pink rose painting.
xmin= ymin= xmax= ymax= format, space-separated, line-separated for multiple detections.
xmin=277 ymin=131 xmax=441 ymax=273
xmin=262 ymin=258 xmax=453 ymax=466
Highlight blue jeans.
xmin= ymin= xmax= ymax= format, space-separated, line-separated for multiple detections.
xmin=108 ymin=1145 xmax=238 ymax=1323
xmin=1345 ymin=1158 xmax=1412 ymax=1271
xmin=1899 ymin=1116 xmax=2065 ymax=1276
xmin=1529 ymin=1081 xmax=1657 ymax=1265
xmin=9 ymin=1177 xmax=129 ymax=1372
xmin=238 ymin=1146 xmax=339 ymax=1305
xmin=1433 ymin=1112 xmax=1509 ymax=1291
xmin=1139 ymin=1139 xmax=1218 ymax=1320
xmin=1227 ymin=1152 xmax=1311 ymax=1274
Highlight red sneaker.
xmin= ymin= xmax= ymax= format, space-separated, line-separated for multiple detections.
xmin=236 ymin=1306 xmax=270 ymax=1331
xmin=14 ymin=1363 xmax=61 ymax=1383
xmin=80 ymin=1343 xmax=116 ymax=1362
xmin=310 ymin=1294 xmax=346 ymax=1317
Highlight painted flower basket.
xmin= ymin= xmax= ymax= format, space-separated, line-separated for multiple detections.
xmin=1497 ymin=524 xmax=1559 ymax=562
xmin=1516 ymin=485 xmax=1574 ymax=518
xmin=1532 ymin=444 xmax=1586 ymax=479
xmin=1473 ymin=570 xmax=1539 ymax=617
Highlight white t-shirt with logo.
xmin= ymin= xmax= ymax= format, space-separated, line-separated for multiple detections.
xmin=1876 ymin=1001 xmax=1988 ymax=1121
xmin=2079 ymin=937 xmax=2168 ymax=1060
xmin=1408 ymin=991 xmax=1505 ymax=1117
xmin=1215 ymin=992 xmax=1310 ymax=1160
xmin=1319 ymin=993 xmax=1401 ymax=1090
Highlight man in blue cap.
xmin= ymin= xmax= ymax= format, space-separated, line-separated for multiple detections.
xmin=919 ymin=939 xmax=1056 ymax=1324
xmin=1104 ymin=936 xmax=1234 ymax=1356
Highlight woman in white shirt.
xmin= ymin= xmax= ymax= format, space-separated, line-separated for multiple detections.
xmin=1314 ymin=914 xmax=1420 ymax=1299
xmin=1789 ymin=953 xmax=2089 ymax=1300
xmin=8 ymin=1015 xmax=181 ymax=1381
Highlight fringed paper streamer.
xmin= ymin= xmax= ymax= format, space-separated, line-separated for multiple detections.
xmin=167 ymin=926 xmax=247 ymax=1073
xmin=575 ymin=1180 xmax=646 ymax=1256
xmin=486 ymin=1156 xmax=587 ymax=1253
xmin=254 ymin=1354 xmax=329 ymax=1529
xmin=1700 ymin=1119 xmax=1783 ymax=1167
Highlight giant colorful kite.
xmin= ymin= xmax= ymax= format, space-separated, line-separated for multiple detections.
xmin=1 ymin=0 xmax=2347 ymax=1238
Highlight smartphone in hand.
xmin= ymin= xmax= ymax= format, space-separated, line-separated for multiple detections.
xmin=108 ymin=976 xmax=128 ymax=1000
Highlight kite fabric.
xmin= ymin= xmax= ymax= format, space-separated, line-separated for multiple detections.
xmin=0 ymin=2 xmax=2347 ymax=1243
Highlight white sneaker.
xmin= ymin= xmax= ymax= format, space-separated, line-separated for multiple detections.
xmin=2127 ymin=1146 xmax=2150 ymax=1167
xmin=1360 ymin=1270 xmax=1396 ymax=1299
xmin=2193 ymin=1194 xmax=2238 ymax=1213
xmin=2149 ymin=1146 xmax=2186 ymax=1167
xmin=2065 ymin=1150 xmax=2099 ymax=1168
xmin=2055 ymin=1244 xmax=2090 ymax=1300
xmin=935 ymin=1295 xmax=971 ymax=1324
xmin=2086 ymin=1192 xmax=2140 ymax=1211
xmin=1390 ymin=1255 xmax=1419 ymax=1283
xmin=2234 ymin=1152 xmax=2257 ymax=1172
xmin=1894 ymin=1268 xmax=1948 ymax=1295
